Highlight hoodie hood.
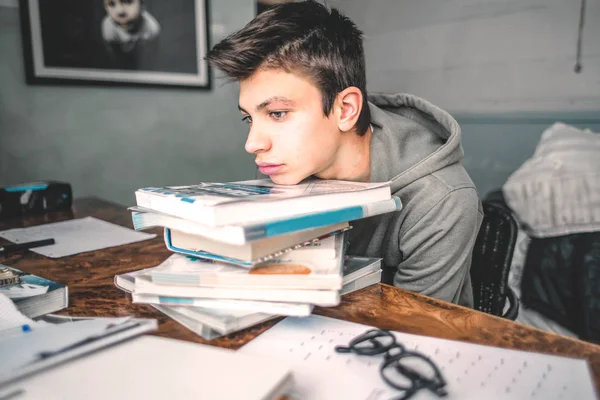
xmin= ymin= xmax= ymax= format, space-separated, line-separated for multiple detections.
xmin=367 ymin=93 xmax=464 ymax=193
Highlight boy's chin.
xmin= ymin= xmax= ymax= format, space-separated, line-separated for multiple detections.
xmin=268 ymin=174 xmax=305 ymax=186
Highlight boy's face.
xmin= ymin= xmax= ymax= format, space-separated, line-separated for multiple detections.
xmin=104 ymin=0 xmax=141 ymax=30
xmin=239 ymin=69 xmax=343 ymax=185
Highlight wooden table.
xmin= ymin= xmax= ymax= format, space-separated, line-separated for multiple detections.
xmin=2 ymin=197 xmax=600 ymax=394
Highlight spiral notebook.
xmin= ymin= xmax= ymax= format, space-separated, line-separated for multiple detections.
xmin=239 ymin=315 xmax=596 ymax=400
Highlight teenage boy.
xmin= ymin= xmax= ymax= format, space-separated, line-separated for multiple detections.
xmin=206 ymin=1 xmax=483 ymax=306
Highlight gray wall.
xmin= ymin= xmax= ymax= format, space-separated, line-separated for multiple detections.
xmin=0 ymin=3 xmax=255 ymax=206
xmin=327 ymin=0 xmax=600 ymax=197
xmin=329 ymin=0 xmax=600 ymax=113
xmin=1 ymin=1 xmax=599 ymax=205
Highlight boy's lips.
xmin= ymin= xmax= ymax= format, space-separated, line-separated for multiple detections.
xmin=257 ymin=163 xmax=284 ymax=175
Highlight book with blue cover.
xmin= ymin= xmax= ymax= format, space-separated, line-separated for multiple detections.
xmin=135 ymin=178 xmax=392 ymax=226
xmin=164 ymin=224 xmax=350 ymax=266
xmin=0 ymin=264 xmax=68 ymax=318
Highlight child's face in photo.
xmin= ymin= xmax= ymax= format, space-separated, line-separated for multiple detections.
xmin=104 ymin=0 xmax=141 ymax=30
xmin=239 ymin=69 xmax=344 ymax=185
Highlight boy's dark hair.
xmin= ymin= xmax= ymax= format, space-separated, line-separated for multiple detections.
xmin=206 ymin=0 xmax=371 ymax=136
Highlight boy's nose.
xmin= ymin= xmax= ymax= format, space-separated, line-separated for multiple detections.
xmin=245 ymin=128 xmax=271 ymax=155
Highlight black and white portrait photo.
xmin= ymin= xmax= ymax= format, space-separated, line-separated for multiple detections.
xmin=19 ymin=0 xmax=210 ymax=88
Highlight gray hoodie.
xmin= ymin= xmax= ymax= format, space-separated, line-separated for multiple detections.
xmin=346 ymin=93 xmax=483 ymax=307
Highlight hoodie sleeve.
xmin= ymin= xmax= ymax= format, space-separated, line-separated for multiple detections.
xmin=393 ymin=187 xmax=482 ymax=306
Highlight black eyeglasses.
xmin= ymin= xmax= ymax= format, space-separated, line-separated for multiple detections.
xmin=335 ymin=329 xmax=448 ymax=400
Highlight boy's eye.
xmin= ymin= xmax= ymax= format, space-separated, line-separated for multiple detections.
xmin=241 ymin=115 xmax=252 ymax=124
xmin=269 ymin=111 xmax=287 ymax=120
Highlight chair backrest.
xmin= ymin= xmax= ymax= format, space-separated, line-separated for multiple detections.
xmin=470 ymin=200 xmax=518 ymax=318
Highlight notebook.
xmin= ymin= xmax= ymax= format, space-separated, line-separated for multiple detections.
xmin=0 ymin=317 xmax=157 ymax=387
xmin=0 ymin=335 xmax=294 ymax=400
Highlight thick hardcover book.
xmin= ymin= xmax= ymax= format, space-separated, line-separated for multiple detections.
xmin=130 ymin=196 xmax=401 ymax=245
xmin=135 ymin=178 xmax=391 ymax=226
xmin=164 ymin=223 xmax=348 ymax=264
xmin=342 ymin=256 xmax=382 ymax=284
xmin=0 ymin=264 xmax=68 ymax=318
xmin=152 ymin=304 xmax=224 ymax=340
xmin=169 ymin=307 xmax=276 ymax=335
xmin=340 ymin=269 xmax=381 ymax=295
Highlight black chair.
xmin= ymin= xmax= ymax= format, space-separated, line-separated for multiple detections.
xmin=380 ymin=191 xmax=520 ymax=320
xmin=470 ymin=197 xmax=519 ymax=320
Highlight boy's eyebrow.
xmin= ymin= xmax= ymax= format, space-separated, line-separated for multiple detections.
xmin=238 ymin=96 xmax=295 ymax=114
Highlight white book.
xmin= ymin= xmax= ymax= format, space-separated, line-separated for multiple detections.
xmin=135 ymin=178 xmax=391 ymax=226
xmin=130 ymin=196 xmax=401 ymax=245
xmin=132 ymin=275 xmax=341 ymax=306
xmin=0 ymin=336 xmax=294 ymax=400
xmin=151 ymin=233 xmax=345 ymax=291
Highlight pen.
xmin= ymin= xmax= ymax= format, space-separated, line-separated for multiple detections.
xmin=0 ymin=238 xmax=55 ymax=254
xmin=0 ymin=324 xmax=32 ymax=339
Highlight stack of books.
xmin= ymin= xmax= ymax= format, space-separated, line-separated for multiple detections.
xmin=115 ymin=178 xmax=402 ymax=339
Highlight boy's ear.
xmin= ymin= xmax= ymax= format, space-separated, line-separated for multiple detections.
xmin=335 ymin=87 xmax=363 ymax=133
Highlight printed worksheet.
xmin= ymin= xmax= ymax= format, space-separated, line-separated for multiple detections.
xmin=240 ymin=315 xmax=595 ymax=400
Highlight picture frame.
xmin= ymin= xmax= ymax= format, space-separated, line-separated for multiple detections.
xmin=18 ymin=0 xmax=211 ymax=89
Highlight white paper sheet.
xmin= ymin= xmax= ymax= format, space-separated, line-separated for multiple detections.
xmin=239 ymin=315 xmax=596 ymax=400
xmin=0 ymin=217 xmax=155 ymax=258
xmin=0 ymin=293 xmax=43 ymax=334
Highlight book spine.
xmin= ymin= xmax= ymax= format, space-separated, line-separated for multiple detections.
xmin=152 ymin=304 xmax=223 ymax=340
xmin=132 ymin=210 xmax=248 ymax=245
xmin=262 ymin=196 xmax=401 ymax=237
xmin=164 ymin=228 xmax=254 ymax=268
xmin=340 ymin=270 xmax=382 ymax=295
xmin=136 ymin=189 xmax=217 ymax=226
